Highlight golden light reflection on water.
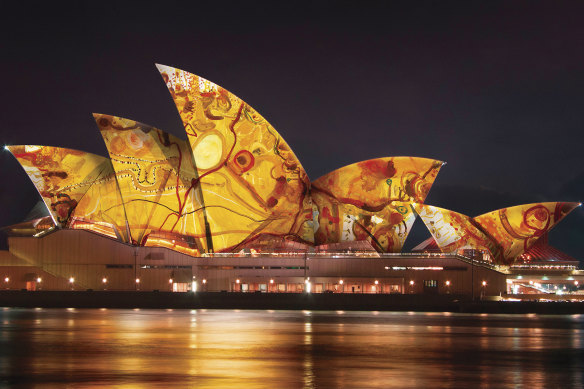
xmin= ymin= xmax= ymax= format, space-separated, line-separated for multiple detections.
xmin=0 ymin=309 xmax=582 ymax=388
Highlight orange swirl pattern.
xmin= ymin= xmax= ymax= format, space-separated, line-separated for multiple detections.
xmin=473 ymin=202 xmax=580 ymax=264
xmin=311 ymin=157 xmax=443 ymax=252
xmin=96 ymin=114 xmax=206 ymax=254
xmin=413 ymin=204 xmax=502 ymax=263
xmin=7 ymin=145 xmax=110 ymax=226
xmin=157 ymin=65 xmax=313 ymax=252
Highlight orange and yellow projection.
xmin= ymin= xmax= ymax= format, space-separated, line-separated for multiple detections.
xmin=157 ymin=65 xmax=313 ymax=252
xmin=68 ymin=162 xmax=129 ymax=242
xmin=6 ymin=65 xmax=580 ymax=263
xmin=96 ymin=114 xmax=205 ymax=254
xmin=473 ymin=202 xmax=580 ymax=264
xmin=413 ymin=204 xmax=502 ymax=263
xmin=415 ymin=202 xmax=580 ymax=265
xmin=7 ymin=145 xmax=109 ymax=224
xmin=311 ymin=157 xmax=443 ymax=252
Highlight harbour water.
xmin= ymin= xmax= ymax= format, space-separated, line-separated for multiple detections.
xmin=0 ymin=308 xmax=582 ymax=388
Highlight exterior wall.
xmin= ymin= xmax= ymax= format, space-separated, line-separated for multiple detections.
xmin=4 ymin=230 xmax=507 ymax=296
xmin=0 ymin=250 xmax=72 ymax=290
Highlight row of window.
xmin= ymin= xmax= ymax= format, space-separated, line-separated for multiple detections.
xmin=198 ymin=265 xmax=308 ymax=270
xmin=105 ymin=265 xmax=192 ymax=269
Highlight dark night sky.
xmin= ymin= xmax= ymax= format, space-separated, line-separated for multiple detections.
xmin=1 ymin=1 xmax=583 ymax=257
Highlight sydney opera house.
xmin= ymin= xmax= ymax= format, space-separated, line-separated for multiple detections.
xmin=0 ymin=65 xmax=581 ymax=296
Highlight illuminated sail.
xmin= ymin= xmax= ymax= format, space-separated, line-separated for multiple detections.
xmin=95 ymin=114 xmax=206 ymax=253
xmin=69 ymin=161 xmax=129 ymax=241
xmin=157 ymin=64 xmax=313 ymax=252
xmin=7 ymin=145 xmax=111 ymax=226
xmin=413 ymin=204 xmax=502 ymax=262
xmin=473 ymin=202 xmax=580 ymax=264
xmin=311 ymin=157 xmax=443 ymax=252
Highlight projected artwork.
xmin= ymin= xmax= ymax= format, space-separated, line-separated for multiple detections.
xmin=157 ymin=64 xmax=313 ymax=252
xmin=413 ymin=204 xmax=502 ymax=262
xmin=311 ymin=157 xmax=443 ymax=252
xmin=7 ymin=145 xmax=111 ymax=226
xmin=96 ymin=114 xmax=206 ymax=254
xmin=68 ymin=162 xmax=129 ymax=242
xmin=473 ymin=202 xmax=580 ymax=264
xmin=7 ymin=65 xmax=580 ymax=263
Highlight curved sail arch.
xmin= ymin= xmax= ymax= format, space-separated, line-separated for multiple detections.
xmin=311 ymin=157 xmax=444 ymax=252
xmin=6 ymin=145 xmax=112 ymax=227
xmin=94 ymin=113 xmax=207 ymax=253
xmin=68 ymin=160 xmax=130 ymax=242
xmin=156 ymin=64 xmax=313 ymax=252
xmin=473 ymin=202 xmax=581 ymax=264
xmin=413 ymin=204 xmax=502 ymax=263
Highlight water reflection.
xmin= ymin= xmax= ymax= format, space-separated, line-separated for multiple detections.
xmin=0 ymin=309 xmax=582 ymax=388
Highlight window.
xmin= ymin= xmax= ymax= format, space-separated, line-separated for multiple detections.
xmin=423 ymin=280 xmax=437 ymax=288
xmin=106 ymin=264 xmax=133 ymax=269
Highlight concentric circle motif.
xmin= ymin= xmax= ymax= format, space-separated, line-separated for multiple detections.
xmin=232 ymin=150 xmax=255 ymax=173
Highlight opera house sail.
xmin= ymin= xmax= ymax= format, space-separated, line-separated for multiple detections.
xmin=156 ymin=65 xmax=314 ymax=253
xmin=311 ymin=157 xmax=443 ymax=253
xmin=414 ymin=202 xmax=580 ymax=265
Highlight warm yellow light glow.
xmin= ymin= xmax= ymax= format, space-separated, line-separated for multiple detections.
xmin=269 ymin=279 xmax=274 ymax=284
xmin=482 ymin=281 xmax=487 ymax=286
xmin=69 ymin=277 xmax=74 ymax=283
xmin=157 ymin=65 xmax=314 ymax=253
xmin=202 ymin=279 xmax=207 ymax=284
xmin=102 ymin=278 xmax=107 ymax=283
xmin=36 ymin=277 xmax=42 ymax=283
xmin=312 ymin=157 xmax=443 ymax=253
xmin=169 ymin=279 xmax=173 ymax=284
xmin=575 ymin=281 xmax=579 ymax=286
xmin=135 ymin=278 xmax=140 ymax=284
xmin=374 ymin=280 xmax=379 ymax=285
xmin=4 ymin=277 xmax=9 ymax=283
xmin=413 ymin=203 xmax=500 ymax=263
xmin=529 ymin=280 xmax=534 ymax=285
xmin=236 ymin=279 xmax=240 ymax=284
xmin=409 ymin=280 xmax=414 ymax=286
xmin=339 ymin=279 xmax=344 ymax=285
xmin=445 ymin=280 xmax=451 ymax=286
xmin=473 ymin=202 xmax=580 ymax=265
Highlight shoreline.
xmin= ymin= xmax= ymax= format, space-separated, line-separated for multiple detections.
xmin=1 ymin=291 xmax=584 ymax=314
